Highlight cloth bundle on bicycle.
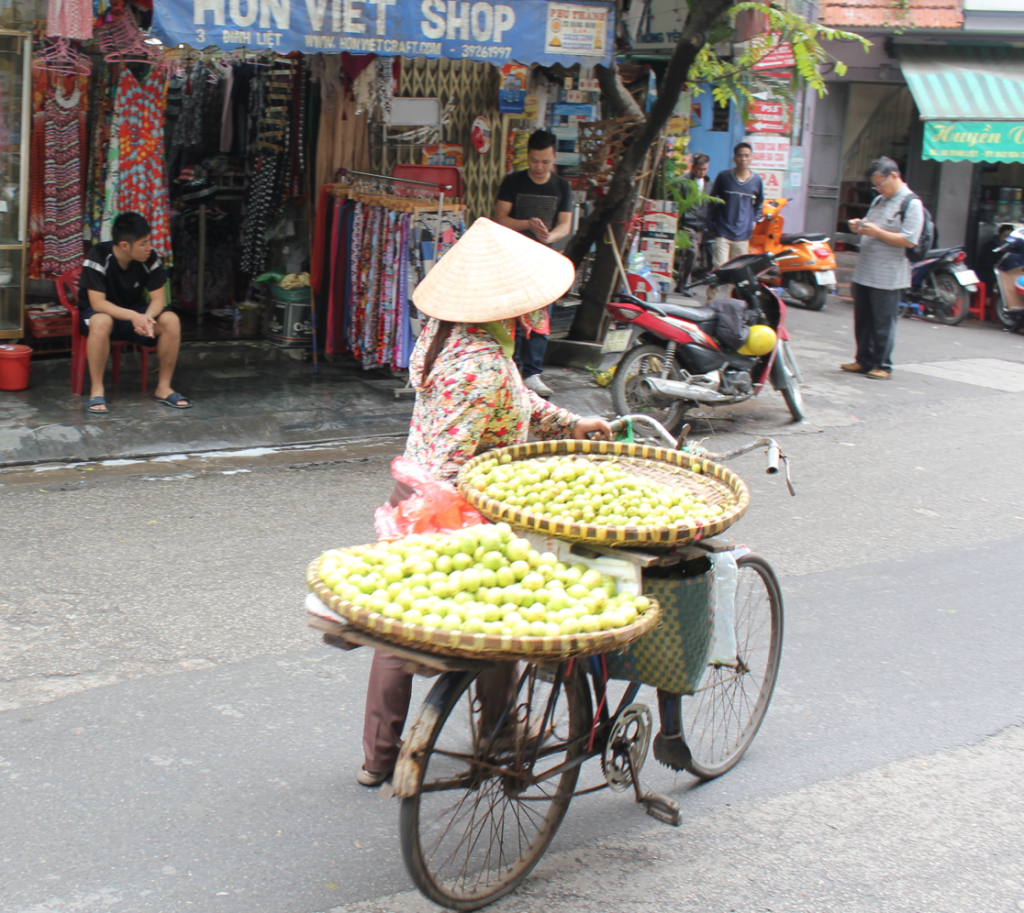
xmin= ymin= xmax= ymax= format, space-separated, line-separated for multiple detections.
xmin=705 ymin=298 xmax=753 ymax=352
xmin=605 ymin=569 xmax=714 ymax=694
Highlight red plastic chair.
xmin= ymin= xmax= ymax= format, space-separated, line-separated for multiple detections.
xmin=56 ymin=267 xmax=156 ymax=396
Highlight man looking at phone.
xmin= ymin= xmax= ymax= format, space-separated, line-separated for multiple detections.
xmin=843 ymin=157 xmax=923 ymax=380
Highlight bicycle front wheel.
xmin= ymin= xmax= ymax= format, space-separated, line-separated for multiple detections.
xmin=683 ymin=554 xmax=783 ymax=779
xmin=400 ymin=664 xmax=591 ymax=911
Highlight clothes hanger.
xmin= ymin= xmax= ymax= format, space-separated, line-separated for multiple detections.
xmin=32 ymin=37 xmax=91 ymax=77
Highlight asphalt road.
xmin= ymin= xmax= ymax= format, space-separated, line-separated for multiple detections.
xmin=2 ymin=301 xmax=1023 ymax=913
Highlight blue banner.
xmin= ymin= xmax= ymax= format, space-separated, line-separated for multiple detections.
xmin=153 ymin=0 xmax=612 ymax=67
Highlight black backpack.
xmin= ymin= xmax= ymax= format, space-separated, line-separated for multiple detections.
xmin=897 ymin=192 xmax=936 ymax=263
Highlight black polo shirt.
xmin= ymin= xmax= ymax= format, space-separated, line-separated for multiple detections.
xmin=496 ymin=170 xmax=573 ymax=243
xmin=79 ymin=242 xmax=167 ymax=314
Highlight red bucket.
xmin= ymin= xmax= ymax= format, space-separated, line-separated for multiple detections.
xmin=0 ymin=344 xmax=32 ymax=391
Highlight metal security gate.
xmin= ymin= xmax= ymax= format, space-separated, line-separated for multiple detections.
xmin=375 ymin=58 xmax=508 ymax=222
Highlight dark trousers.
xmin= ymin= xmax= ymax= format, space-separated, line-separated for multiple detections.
xmin=852 ymin=282 xmax=901 ymax=372
xmin=362 ymin=652 xmax=518 ymax=770
xmin=514 ymin=306 xmax=551 ymax=379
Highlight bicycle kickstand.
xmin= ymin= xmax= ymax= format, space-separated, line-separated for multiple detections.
xmin=624 ymin=749 xmax=683 ymax=827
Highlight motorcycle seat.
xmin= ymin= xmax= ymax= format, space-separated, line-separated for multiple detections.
xmin=656 ymin=302 xmax=718 ymax=323
xmin=924 ymin=247 xmax=957 ymax=259
xmin=781 ymin=232 xmax=829 ymax=244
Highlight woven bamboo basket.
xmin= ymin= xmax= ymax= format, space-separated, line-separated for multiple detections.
xmin=307 ymin=556 xmax=661 ymax=662
xmin=455 ymin=440 xmax=750 ymax=547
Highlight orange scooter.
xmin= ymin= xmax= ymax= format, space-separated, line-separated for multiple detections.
xmin=750 ymin=197 xmax=837 ymax=311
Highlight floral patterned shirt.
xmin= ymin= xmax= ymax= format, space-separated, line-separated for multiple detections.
xmin=404 ymin=318 xmax=579 ymax=481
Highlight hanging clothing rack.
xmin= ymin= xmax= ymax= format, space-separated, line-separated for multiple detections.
xmin=334 ymin=168 xmax=461 ymax=236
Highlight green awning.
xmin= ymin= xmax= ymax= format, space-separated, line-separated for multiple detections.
xmin=897 ymin=46 xmax=1024 ymax=162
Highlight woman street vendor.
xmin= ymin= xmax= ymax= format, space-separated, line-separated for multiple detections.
xmin=359 ymin=218 xmax=612 ymax=786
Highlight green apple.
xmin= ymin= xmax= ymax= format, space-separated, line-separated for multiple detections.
xmin=522 ymin=573 xmax=545 ymax=591
xmin=559 ymin=617 xmax=581 ymax=635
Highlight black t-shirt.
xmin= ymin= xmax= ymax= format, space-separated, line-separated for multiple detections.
xmin=79 ymin=242 xmax=168 ymax=314
xmin=496 ymin=170 xmax=574 ymax=243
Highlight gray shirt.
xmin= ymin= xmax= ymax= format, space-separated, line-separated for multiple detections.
xmin=852 ymin=186 xmax=924 ymax=290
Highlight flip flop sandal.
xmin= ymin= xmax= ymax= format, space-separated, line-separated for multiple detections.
xmin=155 ymin=392 xmax=193 ymax=410
xmin=86 ymin=396 xmax=108 ymax=414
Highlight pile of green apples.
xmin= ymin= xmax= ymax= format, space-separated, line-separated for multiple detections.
xmin=466 ymin=454 xmax=724 ymax=529
xmin=317 ymin=523 xmax=652 ymax=640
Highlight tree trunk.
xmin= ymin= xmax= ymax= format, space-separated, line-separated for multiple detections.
xmin=568 ymin=0 xmax=736 ymax=341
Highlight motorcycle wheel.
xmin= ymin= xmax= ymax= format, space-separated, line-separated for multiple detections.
xmin=610 ymin=344 xmax=691 ymax=434
xmin=928 ymin=271 xmax=968 ymax=326
xmin=992 ymin=281 xmax=1024 ymax=329
xmin=790 ymin=271 xmax=828 ymax=311
xmin=771 ymin=349 xmax=805 ymax=423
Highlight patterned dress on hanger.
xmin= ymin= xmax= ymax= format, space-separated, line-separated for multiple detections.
xmin=40 ymin=83 xmax=86 ymax=276
xmin=112 ymin=66 xmax=172 ymax=259
xmin=47 ymin=0 xmax=94 ymax=39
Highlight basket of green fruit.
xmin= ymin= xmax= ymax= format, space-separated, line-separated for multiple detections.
xmin=306 ymin=524 xmax=660 ymax=660
xmin=456 ymin=439 xmax=749 ymax=547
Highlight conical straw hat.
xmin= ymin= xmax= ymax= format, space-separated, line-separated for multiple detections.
xmin=412 ymin=217 xmax=576 ymax=323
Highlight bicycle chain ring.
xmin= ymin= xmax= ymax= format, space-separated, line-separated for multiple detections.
xmin=602 ymin=703 xmax=652 ymax=792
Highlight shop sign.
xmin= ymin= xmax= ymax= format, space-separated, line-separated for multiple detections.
xmin=545 ymin=3 xmax=608 ymax=56
xmin=154 ymin=0 xmax=613 ymax=67
xmin=746 ymin=135 xmax=790 ymax=171
xmin=752 ymin=32 xmax=795 ymax=72
xmin=923 ymin=121 xmax=1024 ymax=163
xmin=499 ymin=63 xmax=528 ymax=114
xmin=746 ymin=99 xmax=792 ymax=135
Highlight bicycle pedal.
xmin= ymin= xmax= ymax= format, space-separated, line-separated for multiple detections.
xmin=653 ymin=732 xmax=692 ymax=771
xmin=641 ymin=792 xmax=683 ymax=827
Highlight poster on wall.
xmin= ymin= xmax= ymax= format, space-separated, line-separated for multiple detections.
xmin=545 ymin=2 xmax=608 ymax=56
xmin=499 ymin=63 xmax=528 ymax=114
xmin=472 ymin=115 xmax=492 ymax=154
xmin=747 ymin=136 xmax=790 ymax=171
xmin=758 ymin=170 xmax=785 ymax=197
xmin=422 ymin=144 xmax=464 ymax=167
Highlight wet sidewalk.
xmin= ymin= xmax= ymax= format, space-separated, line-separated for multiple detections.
xmin=0 ymin=342 xmax=613 ymax=467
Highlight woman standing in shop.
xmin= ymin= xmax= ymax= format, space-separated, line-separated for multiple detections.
xmin=359 ymin=218 xmax=612 ymax=785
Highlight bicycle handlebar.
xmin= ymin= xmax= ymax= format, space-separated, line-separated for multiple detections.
xmin=604 ymin=415 xmax=794 ymax=494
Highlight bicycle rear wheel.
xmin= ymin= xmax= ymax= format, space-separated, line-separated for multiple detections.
xmin=683 ymin=554 xmax=783 ymax=779
xmin=400 ymin=664 xmax=591 ymax=911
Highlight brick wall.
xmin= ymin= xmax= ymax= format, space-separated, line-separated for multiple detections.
xmin=820 ymin=0 xmax=963 ymax=30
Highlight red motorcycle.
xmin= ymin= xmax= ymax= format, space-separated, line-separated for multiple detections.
xmin=607 ymin=250 xmax=804 ymax=430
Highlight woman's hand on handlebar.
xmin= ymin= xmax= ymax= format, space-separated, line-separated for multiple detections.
xmin=573 ymin=417 xmax=613 ymax=441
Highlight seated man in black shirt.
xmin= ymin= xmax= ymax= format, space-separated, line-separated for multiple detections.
xmin=494 ymin=130 xmax=574 ymax=397
xmin=79 ymin=212 xmax=190 ymax=413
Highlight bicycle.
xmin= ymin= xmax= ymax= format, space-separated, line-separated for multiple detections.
xmin=312 ymin=416 xmax=789 ymax=911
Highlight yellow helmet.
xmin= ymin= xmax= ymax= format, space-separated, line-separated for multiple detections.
xmin=738 ymin=324 xmax=777 ymax=356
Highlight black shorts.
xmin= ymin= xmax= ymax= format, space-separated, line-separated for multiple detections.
xmin=79 ymin=308 xmax=157 ymax=347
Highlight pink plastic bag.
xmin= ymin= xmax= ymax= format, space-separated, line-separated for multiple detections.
xmin=374 ymin=457 xmax=486 ymax=541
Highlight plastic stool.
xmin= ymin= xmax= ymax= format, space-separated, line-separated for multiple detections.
xmin=969 ymin=281 xmax=988 ymax=322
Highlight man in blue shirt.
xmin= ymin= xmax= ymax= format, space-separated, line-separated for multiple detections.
xmin=708 ymin=143 xmax=764 ymax=268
